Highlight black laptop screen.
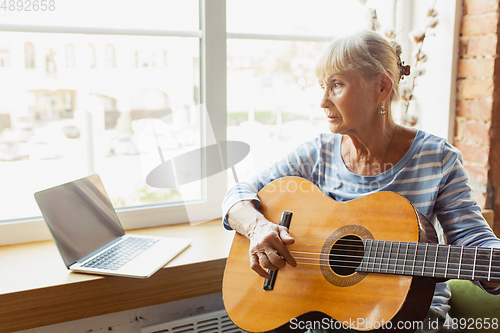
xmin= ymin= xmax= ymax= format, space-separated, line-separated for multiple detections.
xmin=34 ymin=174 xmax=125 ymax=267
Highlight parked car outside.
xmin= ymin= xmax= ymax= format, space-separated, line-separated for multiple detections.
xmin=61 ymin=125 xmax=81 ymax=139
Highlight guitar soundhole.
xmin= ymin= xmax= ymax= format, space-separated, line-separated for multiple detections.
xmin=320 ymin=225 xmax=372 ymax=287
xmin=329 ymin=235 xmax=364 ymax=276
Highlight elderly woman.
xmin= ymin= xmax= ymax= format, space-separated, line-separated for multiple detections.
xmin=222 ymin=30 xmax=500 ymax=333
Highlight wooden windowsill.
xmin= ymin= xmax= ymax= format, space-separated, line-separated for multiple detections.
xmin=0 ymin=219 xmax=233 ymax=333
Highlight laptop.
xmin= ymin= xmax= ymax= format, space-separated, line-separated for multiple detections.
xmin=34 ymin=174 xmax=191 ymax=278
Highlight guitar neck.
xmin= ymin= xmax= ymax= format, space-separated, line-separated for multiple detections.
xmin=357 ymin=240 xmax=500 ymax=283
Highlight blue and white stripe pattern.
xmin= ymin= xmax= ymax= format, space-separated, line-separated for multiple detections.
xmin=222 ymin=130 xmax=500 ymax=316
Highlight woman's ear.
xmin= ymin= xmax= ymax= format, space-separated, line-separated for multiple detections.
xmin=377 ymin=73 xmax=393 ymax=102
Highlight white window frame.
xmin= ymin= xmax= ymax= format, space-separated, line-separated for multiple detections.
xmin=0 ymin=0 xmax=227 ymax=245
xmin=0 ymin=0 xmax=460 ymax=246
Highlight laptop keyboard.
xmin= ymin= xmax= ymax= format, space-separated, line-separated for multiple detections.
xmin=82 ymin=237 xmax=159 ymax=270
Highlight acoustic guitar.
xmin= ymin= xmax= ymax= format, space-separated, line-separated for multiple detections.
xmin=222 ymin=177 xmax=500 ymax=332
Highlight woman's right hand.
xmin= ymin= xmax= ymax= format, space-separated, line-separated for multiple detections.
xmin=227 ymin=201 xmax=297 ymax=279
xmin=247 ymin=220 xmax=297 ymax=279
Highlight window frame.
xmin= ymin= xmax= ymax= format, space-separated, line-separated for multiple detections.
xmin=0 ymin=0 xmax=227 ymax=245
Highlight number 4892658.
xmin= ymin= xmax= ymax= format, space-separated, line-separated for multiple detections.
xmin=1 ymin=0 xmax=55 ymax=11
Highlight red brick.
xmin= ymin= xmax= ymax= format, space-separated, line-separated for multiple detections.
xmin=457 ymin=58 xmax=495 ymax=78
xmin=467 ymin=34 xmax=498 ymax=56
xmin=461 ymin=13 xmax=499 ymax=36
xmin=456 ymin=100 xmax=493 ymax=122
xmin=459 ymin=38 xmax=469 ymax=58
xmin=453 ymin=141 xmax=490 ymax=165
xmin=454 ymin=116 xmax=466 ymax=141
xmin=464 ymin=0 xmax=499 ymax=15
xmin=464 ymin=120 xmax=491 ymax=145
xmin=462 ymin=79 xmax=494 ymax=99
xmin=456 ymin=80 xmax=464 ymax=99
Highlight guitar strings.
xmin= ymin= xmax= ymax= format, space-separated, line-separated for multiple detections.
xmin=289 ymin=249 xmax=500 ymax=267
xmin=267 ymin=234 xmax=500 ymax=275
xmin=289 ymin=260 xmax=500 ymax=282
xmin=288 ymin=237 xmax=500 ymax=265
xmin=280 ymin=242 xmax=500 ymax=274
xmin=288 ymin=255 xmax=500 ymax=278
xmin=291 ymin=235 xmax=500 ymax=259
xmin=289 ymin=251 xmax=500 ymax=271
xmin=288 ymin=248 xmax=500 ymax=272
xmin=291 ymin=262 xmax=500 ymax=281
xmin=290 ymin=241 xmax=500 ymax=265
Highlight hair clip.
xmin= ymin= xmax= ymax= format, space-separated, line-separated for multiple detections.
xmin=401 ymin=63 xmax=411 ymax=78
xmin=397 ymin=56 xmax=411 ymax=80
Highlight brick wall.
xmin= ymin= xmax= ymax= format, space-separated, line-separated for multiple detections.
xmin=455 ymin=0 xmax=499 ymax=235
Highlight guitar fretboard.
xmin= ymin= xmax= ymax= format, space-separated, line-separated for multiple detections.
xmin=357 ymin=240 xmax=500 ymax=283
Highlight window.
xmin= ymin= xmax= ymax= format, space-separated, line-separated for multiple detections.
xmin=163 ymin=50 xmax=168 ymax=67
xmin=135 ymin=48 xmax=152 ymax=68
xmin=0 ymin=0 xmax=210 ymax=245
xmin=0 ymin=32 xmax=201 ymax=222
xmin=45 ymin=48 xmax=57 ymax=75
xmin=0 ymin=49 xmax=9 ymax=67
xmin=132 ymin=46 xmax=168 ymax=68
xmin=104 ymin=44 xmax=116 ymax=68
xmin=0 ymin=0 xmax=460 ymax=245
xmin=89 ymin=43 xmax=97 ymax=68
xmin=396 ymin=0 xmax=461 ymax=141
xmin=65 ymin=44 xmax=75 ymax=69
xmin=226 ymin=0 xmax=461 ymax=185
xmin=24 ymin=42 xmax=36 ymax=69
xmin=225 ymin=0 xmax=396 ymax=186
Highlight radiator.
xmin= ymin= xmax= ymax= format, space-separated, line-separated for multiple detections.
xmin=141 ymin=309 xmax=247 ymax=333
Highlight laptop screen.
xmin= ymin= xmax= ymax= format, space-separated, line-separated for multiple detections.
xmin=35 ymin=174 xmax=125 ymax=267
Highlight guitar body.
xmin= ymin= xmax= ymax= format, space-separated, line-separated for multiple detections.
xmin=223 ymin=177 xmax=436 ymax=332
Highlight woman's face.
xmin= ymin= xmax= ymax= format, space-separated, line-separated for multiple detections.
xmin=319 ymin=71 xmax=379 ymax=135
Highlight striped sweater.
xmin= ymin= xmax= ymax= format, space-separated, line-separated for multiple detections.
xmin=222 ymin=130 xmax=500 ymax=316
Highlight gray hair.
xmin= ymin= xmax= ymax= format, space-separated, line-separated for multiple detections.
xmin=315 ymin=30 xmax=403 ymax=102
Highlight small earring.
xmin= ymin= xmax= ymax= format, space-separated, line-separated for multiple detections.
xmin=379 ymin=105 xmax=386 ymax=115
